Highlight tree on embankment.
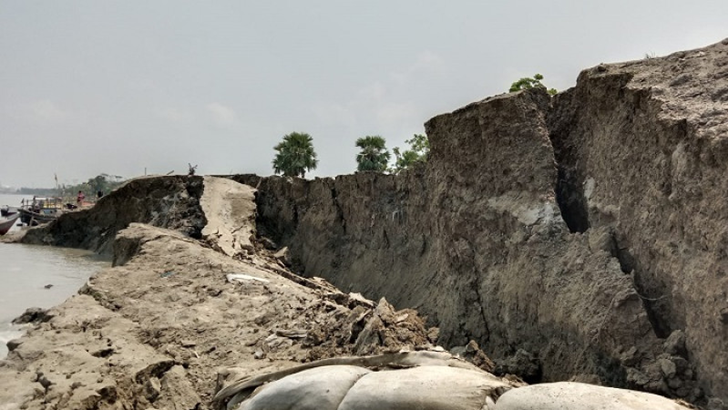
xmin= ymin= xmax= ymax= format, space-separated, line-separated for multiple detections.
xmin=355 ymin=136 xmax=391 ymax=172
xmin=272 ymin=132 xmax=318 ymax=178
xmin=509 ymin=73 xmax=557 ymax=96
xmin=391 ymin=133 xmax=429 ymax=174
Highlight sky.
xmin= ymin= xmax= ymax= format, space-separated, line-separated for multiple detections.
xmin=1 ymin=1 xmax=726 ymax=187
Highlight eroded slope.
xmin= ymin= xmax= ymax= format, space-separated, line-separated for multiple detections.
xmin=0 ymin=178 xmax=436 ymax=410
xmin=20 ymin=175 xmax=206 ymax=255
xmin=232 ymin=39 xmax=728 ymax=406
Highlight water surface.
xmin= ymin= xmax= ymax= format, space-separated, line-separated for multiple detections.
xmin=0 ymin=194 xmax=109 ymax=358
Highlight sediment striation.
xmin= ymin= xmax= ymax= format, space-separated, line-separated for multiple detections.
xmin=4 ymin=39 xmax=727 ymax=409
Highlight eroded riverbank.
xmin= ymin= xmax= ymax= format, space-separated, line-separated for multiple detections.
xmin=0 ymin=178 xmax=440 ymax=410
xmin=3 ymin=38 xmax=727 ymax=409
xmin=0 ymin=175 xmax=699 ymax=410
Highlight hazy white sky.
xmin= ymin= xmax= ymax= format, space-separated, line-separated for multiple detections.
xmin=1 ymin=1 xmax=726 ymax=187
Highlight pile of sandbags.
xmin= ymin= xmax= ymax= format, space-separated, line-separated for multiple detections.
xmin=215 ymin=351 xmax=693 ymax=410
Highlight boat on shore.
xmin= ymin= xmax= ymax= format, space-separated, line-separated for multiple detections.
xmin=0 ymin=213 xmax=20 ymax=235
xmin=18 ymin=207 xmax=60 ymax=226
xmin=1 ymin=206 xmax=17 ymax=217
xmin=17 ymin=197 xmax=64 ymax=226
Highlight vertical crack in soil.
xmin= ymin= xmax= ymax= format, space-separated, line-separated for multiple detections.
xmin=331 ymin=183 xmax=347 ymax=235
xmin=472 ymin=280 xmax=491 ymax=345
xmin=632 ymin=270 xmax=673 ymax=339
xmin=555 ymin=166 xmax=590 ymax=233
xmin=608 ymin=235 xmax=636 ymax=275
xmin=547 ymin=109 xmax=590 ymax=234
xmin=610 ymin=234 xmax=672 ymax=339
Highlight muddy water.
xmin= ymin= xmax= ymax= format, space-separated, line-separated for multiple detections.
xmin=0 ymin=195 xmax=109 ymax=357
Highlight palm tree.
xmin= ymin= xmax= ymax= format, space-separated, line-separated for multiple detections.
xmin=355 ymin=135 xmax=390 ymax=172
xmin=272 ymin=132 xmax=318 ymax=178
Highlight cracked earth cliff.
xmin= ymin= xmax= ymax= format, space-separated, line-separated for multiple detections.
xmin=6 ymin=39 xmax=728 ymax=409
xmin=232 ymin=38 xmax=728 ymax=406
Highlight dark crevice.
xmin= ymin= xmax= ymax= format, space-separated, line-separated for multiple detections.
xmin=348 ymin=313 xmax=369 ymax=344
xmin=610 ymin=234 xmax=672 ymax=338
xmin=472 ymin=281 xmax=490 ymax=344
xmin=593 ymin=351 xmax=627 ymax=388
xmin=547 ymin=93 xmax=591 ymax=234
xmin=291 ymin=203 xmax=299 ymax=228
xmin=493 ymin=349 xmax=543 ymax=384
xmin=608 ymin=236 xmax=636 ymax=274
xmin=632 ymin=271 xmax=673 ymax=339
xmin=330 ymin=184 xmax=347 ymax=235
xmin=555 ymin=167 xmax=590 ymax=233
xmin=186 ymin=177 xmax=206 ymax=240
xmin=614 ymin=248 xmax=635 ymax=274
xmin=642 ymin=301 xmax=672 ymax=339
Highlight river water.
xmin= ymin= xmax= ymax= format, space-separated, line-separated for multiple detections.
xmin=0 ymin=194 xmax=109 ymax=357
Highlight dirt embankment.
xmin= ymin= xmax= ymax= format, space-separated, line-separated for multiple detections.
xmin=3 ymin=40 xmax=727 ymax=409
xmin=0 ymin=177 xmax=437 ymax=410
xmin=20 ymin=176 xmax=207 ymax=256
xmin=230 ymin=39 xmax=728 ymax=407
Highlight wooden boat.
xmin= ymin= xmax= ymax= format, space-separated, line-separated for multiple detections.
xmin=17 ymin=197 xmax=64 ymax=226
xmin=18 ymin=207 xmax=60 ymax=226
xmin=1 ymin=206 xmax=17 ymax=217
xmin=0 ymin=213 xmax=20 ymax=235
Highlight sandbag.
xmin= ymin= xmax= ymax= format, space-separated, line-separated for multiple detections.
xmin=217 ymin=350 xmax=485 ymax=406
xmin=494 ymin=382 xmax=692 ymax=410
xmin=237 ymin=365 xmax=371 ymax=410
xmin=337 ymin=366 xmax=510 ymax=410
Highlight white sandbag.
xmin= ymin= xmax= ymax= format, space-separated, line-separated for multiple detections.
xmin=338 ymin=365 xmax=511 ymax=410
xmin=237 ymin=365 xmax=371 ymax=410
xmin=217 ymin=351 xmax=480 ymax=407
xmin=494 ymin=382 xmax=692 ymax=410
